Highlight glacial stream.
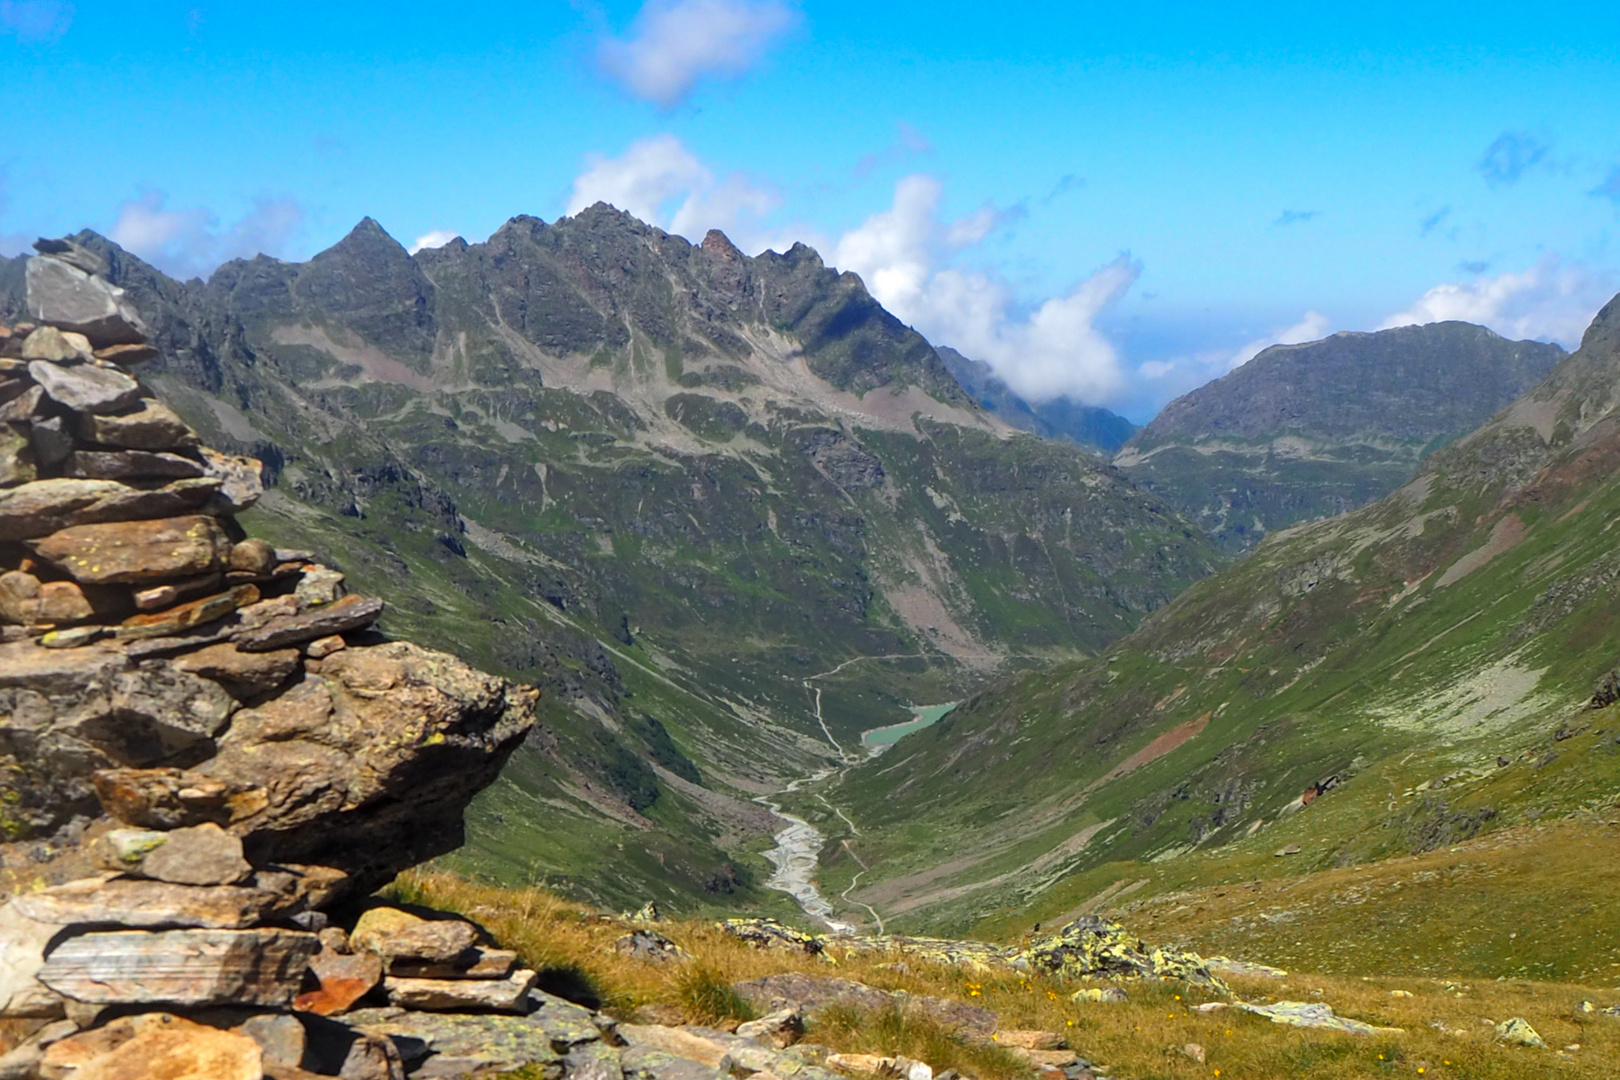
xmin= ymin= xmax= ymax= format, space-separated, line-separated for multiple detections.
xmin=756 ymin=703 xmax=957 ymax=930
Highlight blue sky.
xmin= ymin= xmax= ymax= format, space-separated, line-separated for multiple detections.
xmin=5 ymin=1 xmax=1619 ymax=419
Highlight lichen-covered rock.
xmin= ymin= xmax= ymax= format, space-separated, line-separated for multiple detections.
xmin=32 ymin=514 xmax=232 ymax=584
xmin=87 ymin=822 xmax=252 ymax=885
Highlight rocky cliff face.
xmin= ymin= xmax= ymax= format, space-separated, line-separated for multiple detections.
xmin=0 ymin=243 xmax=550 ymax=1079
xmin=936 ymin=347 xmax=1137 ymax=455
xmin=1114 ymin=322 xmax=1566 ymax=550
xmin=0 ymin=212 xmax=1220 ymax=911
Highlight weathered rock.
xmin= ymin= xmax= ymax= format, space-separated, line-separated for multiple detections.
xmin=186 ymin=641 xmax=535 ymax=893
xmin=293 ymin=566 xmax=346 ymax=608
xmin=77 ymin=398 xmax=197 ymax=452
xmin=352 ymin=907 xmax=479 ymax=965
xmin=618 ymin=1025 xmax=736 ymax=1070
xmin=21 ymin=326 xmax=82 ymax=362
xmin=33 ymin=515 xmax=232 ymax=584
xmin=170 ymin=641 xmax=300 ymax=698
xmin=37 ymin=929 xmax=319 ymax=1007
xmin=619 ymin=1047 xmax=729 ymax=1080
xmin=390 ymin=948 xmax=517 ymax=980
xmin=249 ymin=863 xmax=351 ymax=916
xmin=91 ymin=767 xmax=260 ymax=830
xmin=347 ymin=999 xmax=600 ymax=1077
xmin=0 ymin=641 xmax=239 ymax=834
xmin=13 ymin=875 xmax=284 ymax=930
xmin=198 ymin=448 xmax=263 ymax=513
xmin=1235 ymin=1001 xmax=1403 ymax=1036
xmin=236 ymin=1013 xmax=306 ymax=1069
xmin=0 ymin=478 xmax=219 ymax=541
xmin=228 ymin=538 xmax=277 ymax=575
xmin=1069 ymin=987 xmax=1128 ymax=1004
xmin=1022 ymin=917 xmax=1230 ymax=994
xmin=1495 ymin=1017 xmax=1546 ymax=1048
xmin=92 ymin=342 xmax=160 ymax=365
xmin=0 ymin=901 xmax=65 ymax=1019
xmin=992 ymin=1031 xmax=1063 ymax=1050
xmin=306 ymin=634 xmax=347 ymax=659
xmin=735 ymin=1008 xmax=804 ymax=1049
xmin=0 ymin=569 xmax=40 ymax=623
xmin=43 ymin=1012 xmax=262 ymax=1080
xmin=718 ymin=919 xmax=825 ymax=955
xmin=29 ymin=360 xmax=142 ymax=414
xmin=292 ymin=947 xmax=384 ymax=1016
xmin=115 ymin=584 xmax=260 ymax=640
xmin=66 ymin=450 xmax=207 ymax=481
xmin=731 ymin=974 xmax=997 ymax=1039
xmin=233 ymin=594 xmax=384 ymax=652
xmin=38 ymin=581 xmax=95 ymax=624
xmin=133 ymin=573 xmax=224 ymax=612
xmin=383 ymin=968 xmax=537 ymax=1013
xmin=615 ymin=928 xmax=687 ymax=964
xmin=0 ymin=424 xmax=35 ymax=486
xmin=25 ymin=256 xmax=150 ymax=348
xmin=0 ymin=383 xmax=43 ymax=421
xmin=0 ymin=572 xmax=97 ymax=625
xmin=30 ymin=416 xmax=74 ymax=467
xmin=88 ymin=822 xmax=252 ymax=885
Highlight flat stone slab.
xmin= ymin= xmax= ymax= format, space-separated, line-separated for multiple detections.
xmin=383 ymin=968 xmax=536 ymax=1013
xmin=32 ymin=514 xmax=232 ymax=584
xmin=0 ymin=478 xmax=220 ymax=541
xmin=25 ymin=256 xmax=150 ymax=347
xmin=38 ymin=928 xmax=319 ymax=1007
xmin=29 ymin=359 xmax=142 ymax=414
xmin=348 ymin=992 xmax=606 ymax=1077
xmin=13 ymin=875 xmax=286 ymax=930
xmin=233 ymin=594 xmax=384 ymax=652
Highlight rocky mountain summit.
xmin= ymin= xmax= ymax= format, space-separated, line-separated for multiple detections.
xmin=0 ymin=243 xmax=545 ymax=1079
xmin=1114 ymin=322 xmax=1566 ymax=549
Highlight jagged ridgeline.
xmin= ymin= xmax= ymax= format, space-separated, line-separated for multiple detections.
xmin=823 ymin=294 xmax=1620 ymax=948
xmin=1114 ymin=323 xmax=1567 ymax=551
xmin=0 ymin=210 xmax=1219 ymax=910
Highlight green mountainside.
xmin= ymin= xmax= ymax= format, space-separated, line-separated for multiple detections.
xmin=812 ymin=295 xmax=1620 ymax=940
xmin=1114 ymin=322 xmax=1566 ymax=551
xmin=0 ymin=212 xmax=1217 ymax=913
xmin=937 ymin=346 xmax=1138 ymax=455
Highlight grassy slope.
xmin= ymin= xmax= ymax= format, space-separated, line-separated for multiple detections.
xmin=812 ymin=298 xmax=1620 ymax=938
xmin=397 ymin=867 xmax=1620 ymax=1080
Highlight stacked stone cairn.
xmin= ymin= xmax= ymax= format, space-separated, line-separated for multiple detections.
xmin=0 ymin=241 xmax=600 ymax=1078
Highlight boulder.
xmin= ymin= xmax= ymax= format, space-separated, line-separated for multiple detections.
xmin=193 ymin=641 xmax=536 ymax=894
xmin=351 ymin=906 xmax=478 ymax=965
xmin=25 ymin=256 xmax=150 ymax=348
xmin=0 ymin=901 xmax=65 ymax=1019
xmin=232 ymin=594 xmax=384 ymax=652
xmin=32 ymin=515 xmax=232 ymax=584
xmin=28 ymin=359 xmax=142 ymax=414
xmin=170 ymin=641 xmax=300 ymax=699
xmin=88 ymin=822 xmax=252 ymax=885
xmin=383 ymin=968 xmax=537 ymax=1013
xmin=40 ymin=1012 xmax=261 ymax=1080
xmin=66 ymin=450 xmax=207 ymax=481
xmin=37 ymin=928 xmax=319 ymax=1007
xmin=735 ymin=1008 xmax=804 ymax=1049
xmin=13 ymin=876 xmax=286 ymax=930
xmin=1495 ymin=1017 xmax=1546 ymax=1048
xmin=77 ymin=399 xmax=197 ymax=451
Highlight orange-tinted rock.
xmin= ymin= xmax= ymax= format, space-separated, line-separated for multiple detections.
xmin=33 ymin=515 xmax=232 ymax=584
xmin=43 ymin=1012 xmax=261 ymax=1080
xmin=227 ymin=538 xmax=276 ymax=575
xmin=92 ymin=342 xmax=161 ymax=365
xmin=233 ymin=594 xmax=383 ymax=652
xmin=91 ymin=767 xmax=264 ymax=830
xmin=115 ymin=585 xmax=260 ymax=641
xmin=292 ymin=948 xmax=384 ymax=1016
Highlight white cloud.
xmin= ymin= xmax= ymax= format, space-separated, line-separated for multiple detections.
xmin=566 ymin=134 xmax=780 ymax=249
xmin=0 ymin=1 xmax=73 ymax=43
xmin=409 ymin=229 xmax=460 ymax=254
xmin=599 ymin=0 xmax=798 ymax=108
xmin=830 ymin=174 xmax=1134 ymax=404
xmin=109 ymin=190 xmax=303 ymax=280
xmin=1228 ymin=310 xmax=1331 ymax=369
xmin=1380 ymin=255 xmax=1612 ymax=347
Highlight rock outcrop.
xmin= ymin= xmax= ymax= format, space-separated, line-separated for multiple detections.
xmin=0 ymin=241 xmax=542 ymax=1079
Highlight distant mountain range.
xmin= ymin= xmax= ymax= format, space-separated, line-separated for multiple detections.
xmin=935 ymin=346 xmax=1138 ymax=454
xmin=1113 ymin=322 xmax=1567 ymax=550
xmin=819 ymin=298 xmax=1620 ymax=942
xmin=0 ymin=210 xmax=1217 ymax=912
